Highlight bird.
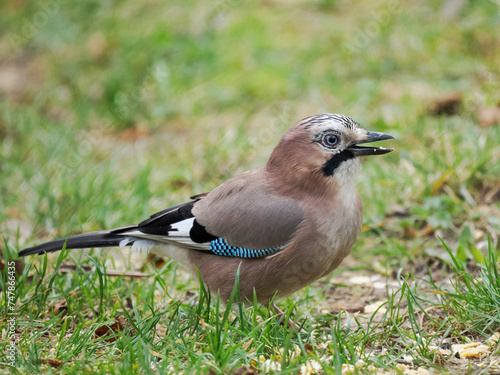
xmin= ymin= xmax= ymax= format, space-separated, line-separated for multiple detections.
xmin=18 ymin=113 xmax=393 ymax=326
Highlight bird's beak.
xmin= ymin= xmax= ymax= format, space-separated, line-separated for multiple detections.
xmin=347 ymin=131 xmax=394 ymax=156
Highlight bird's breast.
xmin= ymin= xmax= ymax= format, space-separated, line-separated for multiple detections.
xmin=186 ymin=181 xmax=364 ymax=304
xmin=318 ymin=191 xmax=362 ymax=251
xmin=302 ymin=185 xmax=363 ymax=277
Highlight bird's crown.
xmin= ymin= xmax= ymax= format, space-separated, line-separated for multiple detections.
xmin=301 ymin=113 xmax=360 ymax=131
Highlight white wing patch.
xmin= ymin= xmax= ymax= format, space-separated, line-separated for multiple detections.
xmin=170 ymin=217 xmax=195 ymax=236
xmin=119 ymin=217 xmax=211 ymax=251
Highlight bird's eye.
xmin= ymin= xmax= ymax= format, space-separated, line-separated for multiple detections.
xmin=322 ymin=134 xmax=339 ymax=147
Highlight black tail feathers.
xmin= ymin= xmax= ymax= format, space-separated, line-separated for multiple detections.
xmin=18 ymin=231 xmax=130 ymax=257
xmin=17 ymin=200 xmax=197 ymax=258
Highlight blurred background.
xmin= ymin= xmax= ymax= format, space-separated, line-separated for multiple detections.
xmin=1 ymin=0 xmax=499 ymax=266
xmin=1 ymin=1 xmax=500 ymax=373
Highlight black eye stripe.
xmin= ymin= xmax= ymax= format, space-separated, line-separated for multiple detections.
xmin=323 ymin=150 xmax=355 ymax=176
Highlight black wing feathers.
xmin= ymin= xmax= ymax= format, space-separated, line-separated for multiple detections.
xmin=137 ymin=201 xmax=194 ymax=227
xmin=190 ymin=219 xmax=218 ymax=243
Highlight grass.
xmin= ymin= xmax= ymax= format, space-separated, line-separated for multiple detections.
xmin=1 ymin=0 xmax=500 ymax=373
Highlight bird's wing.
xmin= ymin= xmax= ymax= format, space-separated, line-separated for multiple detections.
xmin=191 ymin=169 xmax=305 ymax=250
xmin=121 ymin=169 xmax=304 ymax=258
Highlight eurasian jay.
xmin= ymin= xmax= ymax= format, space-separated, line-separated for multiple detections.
xmin=19 ymin=113 xmax=393 ymax=319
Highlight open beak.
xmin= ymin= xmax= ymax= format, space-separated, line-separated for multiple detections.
xmin=347 ymin=131 xmax=394 ymax=156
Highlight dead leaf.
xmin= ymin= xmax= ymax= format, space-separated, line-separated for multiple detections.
xmin=429 ymin=93 xmax=462 ymax=116
xmin=0 ymin=59 xmax=44 ymax=101
xmin=417 ymin=224 xmax=435 ymax=238
xmin=87 ymin=32 xmax=108 ymax=58
xmin=430 ymin=168 xmax=455 ymax=195
xmin=59 ymin=264 xmax=92 ymax=272
xmin=120 ymin=125 xmax=150 ymax=141
xmin=51 ymin=301 xmax=68 ymax=317
xmin=94 ymin=322 xmax=121 ymax=342
xmin=331 ymin=299 xmax=366 ymax=313
xmin=103 ymin=270 xmax=148 ymax=278
xmin=424 ymin=290 xmax=446 ymax=295
xmin=404 ymin=224 xmax=435 ymax=239
xmin=477 ymin=105 xmax=500 ymax=128
xmin=59 ymin=265 xmax=148 ymax=278
xmin=149 ymin=349 xmax=165 ymax=359
xmin=404 ymin=226 xmax=418 ymax=239
xmin=94 ymin=315 xmax=132 ymax=342
xmin=233 ymin=366 xmax=259 ymax=375
xmin=39 ymin=358 xmax=64 ymax=368
xmin=0 ymin=258 xmax=24 ymax=287
xmin=304 ymin=343 xmax=314 ymax=353
xmin=242 ymin=338 xmax=254 ymax=351
xmin=144 ymin=253 xmax=167 ymax=270
xmin=183 ymin=290 xmax=197 ymax=303
xmin=361 ymin=220 xmax=385 ymax=232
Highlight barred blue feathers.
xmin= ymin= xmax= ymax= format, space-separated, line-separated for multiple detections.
xmin=209 ymin=237 xmax=282 ymax=258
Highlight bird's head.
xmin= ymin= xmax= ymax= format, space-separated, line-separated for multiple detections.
xmin=266 ymin=113 xmax=394 ymax=193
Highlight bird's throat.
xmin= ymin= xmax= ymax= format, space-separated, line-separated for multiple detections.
xmin=322 ymin=150 xmax=355 ymax=177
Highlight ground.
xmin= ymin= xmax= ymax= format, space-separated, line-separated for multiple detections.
xmin=0 ymin=0 xmax=499 ymax=373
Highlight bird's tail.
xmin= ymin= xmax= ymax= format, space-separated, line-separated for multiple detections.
xmin=18 ymin=229 xmax=134 ymax=257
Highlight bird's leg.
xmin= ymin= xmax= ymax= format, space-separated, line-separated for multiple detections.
xmin=272 ymin=303 xmax=301 ymax=330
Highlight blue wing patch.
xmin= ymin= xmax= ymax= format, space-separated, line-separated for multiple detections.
xmin=209 ymin=237 xmax=282 ymax=258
